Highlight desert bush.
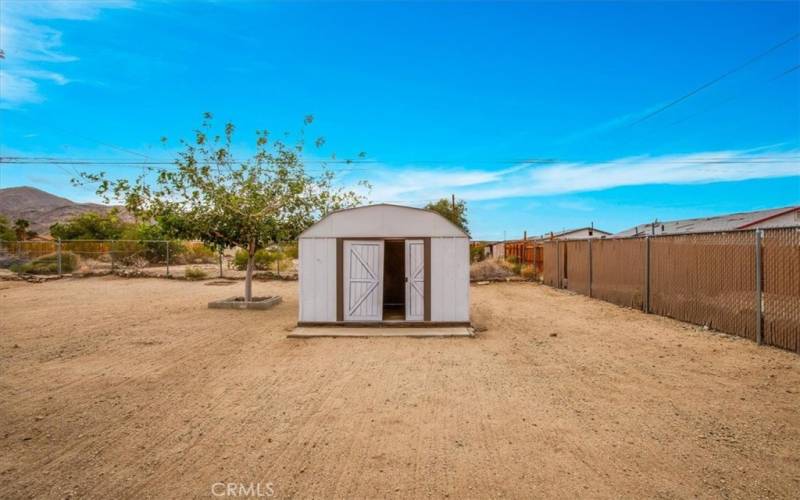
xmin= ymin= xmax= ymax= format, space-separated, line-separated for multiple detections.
xmin=0 ymin=215 xmax=15 ymax=242
xmin=142 ymin=240 xmax=185 ymax=264
xmin=469 ymin=257 xmax=516 ymax=281
xmin=281 ymin=242 xmax=298 ymax=259
xmin=470 ymin=244 xmax=486 ymax=263
xmin=50 ymin=210 xmax=129 ymax=240
xmin=181 ymin=242 xmax=217 ymax=264
xmin=126 ymin=256 xmax=149 ymax=269
xmin=119 ymin=224 xmax=185 ymax=264
xmin=184 ymin=266 xmax=208 ymax=280
xmin=234 ymin=248 xmax=278 ymax=270
xmin=520 ymin=264 xmax=537 ymax=280
xmin=0 ymin=256 xmax=26 ymax=269
xmin=111 ymin=241 xmax=147 ymax=266
xmin=10 ymin=251 xmax=80 ymax=275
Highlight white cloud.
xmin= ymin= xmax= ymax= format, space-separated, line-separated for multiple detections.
xmin=0 ymin=69 xmax=43 ymax=106
xmin=361 ymin=149 xmax=800 ymax=204
xmin=0 ymin=0 xmax=133 ymax=107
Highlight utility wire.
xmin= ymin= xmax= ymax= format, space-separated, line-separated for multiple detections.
xmin=0 ymin=156 xmax=559 ymax=166
xmin=7 ymin=114 xmax=153 ymax=161
xmin=664 ymin=63 xmax=800 ymax=130
xmin=628 ymin=32 xmax=800 ymax=128
xmin=2 ymin=156 xmax=797 ymax=167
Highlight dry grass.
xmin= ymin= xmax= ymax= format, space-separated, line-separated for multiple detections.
xmin=469 ymin=257 xmax=516 ymax=280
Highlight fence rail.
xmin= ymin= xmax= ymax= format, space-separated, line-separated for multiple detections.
xmin=535 ymin=228 xmax=800 ymax=354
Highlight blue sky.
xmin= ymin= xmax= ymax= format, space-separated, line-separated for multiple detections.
xmin=1 ymin=0 xmax=798 ymax=239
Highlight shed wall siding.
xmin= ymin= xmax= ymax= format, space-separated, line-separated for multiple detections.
xmin=298 ymin=238 xmax=337 ymax=322
xmin=430 ymin=237 xmax=470 ymax=321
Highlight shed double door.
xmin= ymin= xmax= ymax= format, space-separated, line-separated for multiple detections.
xmin=343 ymin=239 xmax=425 ymax=321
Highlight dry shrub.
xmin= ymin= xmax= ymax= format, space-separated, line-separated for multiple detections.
xmin=185 ymin=266 xmax=208 ymax=280
xmin=10 ymin=252 xmax=80 ymax=274
xmin=470 ymin=258 xmax=516 ymax=281
xmin=520 ymin=264 xmax=538 ymax=280
xmin=182 ymin=242 xmax=217 ymax=264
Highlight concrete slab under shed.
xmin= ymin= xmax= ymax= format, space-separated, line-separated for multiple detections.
xmin=288 ymin=326 xmax=473 ymax=338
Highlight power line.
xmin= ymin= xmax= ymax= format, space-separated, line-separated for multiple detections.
xmin=768 ymin=63 xmax=800 ymax=81
xmin=664 ymin=63 xmax=800 ymax=130
xmin=2 ymin=155 xmax=797 ymax=167
xmin=0 ymin=156 xmax=559 ymax=166
xmin=0 ymin=157 xmax=377 ymax=165
xmin=628 ymin=32 xmax=800 ymax=128
xmin=8 ymin=114 xmax=153 ymax=161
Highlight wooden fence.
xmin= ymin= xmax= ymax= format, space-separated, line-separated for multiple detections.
xmin=504 ymin=240 xmax=544 ymax=277
xmin=539 ymin=228 xmax=800 ymax=354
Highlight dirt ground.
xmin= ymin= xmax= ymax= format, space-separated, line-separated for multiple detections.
xmin=1 ymin=277 xmax=798 ymax=499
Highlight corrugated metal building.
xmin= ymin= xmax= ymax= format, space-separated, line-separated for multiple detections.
xmin=614 ymin=206 xmax=800 ymax=237
xmin=298 ymin=204 xmax=470 ymax=325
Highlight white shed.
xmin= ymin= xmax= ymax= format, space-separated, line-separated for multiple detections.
xmin=298 ymin=204 xmax=470 ymax=325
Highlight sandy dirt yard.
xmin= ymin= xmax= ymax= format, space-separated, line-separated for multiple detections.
xmin=1 ymin=277 xmax=799 ymax=499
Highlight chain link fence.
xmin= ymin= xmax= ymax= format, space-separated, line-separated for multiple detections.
xmin=762 ymin=228 xmax=800 ymax=352
xmin=0 ymin=240 xmax=298 ymax=280
xmin=539 ymin=227 xmax=800 ymax=354
xmin=542 ymin=241 xmax=558 ymax=287
xmin=649 ymin=231 xmax=758 ymax=341
xmin=590 ymin=237 xmax=646 ymax=309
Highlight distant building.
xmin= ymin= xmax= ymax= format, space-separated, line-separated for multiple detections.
xmin=469 ymin=240 xmax=496 ymax=260
xmin=488 ymin=241 xmax=505 ymax=259
xmin=536 ymin=226 xmax=612 ymax=241
xmin=614 ymin=206 xmax=800 ymax=237
xmin=483 ymin=226 xmax=611 ymax=259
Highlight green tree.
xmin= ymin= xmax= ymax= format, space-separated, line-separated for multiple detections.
xmin=0 ymin=215 xmax=15 ymax=241
xmin=77 ymin=113 xmax=366 ymax=302
xmin=120 ymin=222 xmax=186 ymax=264
xmin=50 ymin=210 xmax=130 ymax=240
xmin=424 ymin=197 xmax=469 ymax=235
xmin=13 ymin=219 xmax=31 ymax=240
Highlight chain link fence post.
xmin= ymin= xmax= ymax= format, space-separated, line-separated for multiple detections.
xmin=588 ymin=238 xmax=593 ymax=298
xmin=755 ymin=229 xmax=763 ymax=345
xmin=219 ymin=251 xmax=224 ymax=278
xmin=644 ymin=236 xmax=651 ymax=313
xmin=165 ymin=240 xmax=170 ymax=277
xmin=556 ymin=240 xmax=561 ymax=289
xmin=57 ymin=238 xmax=62 ymax=277
xmin=276 ymin=242 xmax=281 ymax=279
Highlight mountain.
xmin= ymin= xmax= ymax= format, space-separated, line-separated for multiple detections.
xmin=0 ymin=186 xmax=129 ymax=234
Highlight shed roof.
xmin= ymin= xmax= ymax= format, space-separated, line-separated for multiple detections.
xmin=300 ymin=204 xmax=469 ymax=238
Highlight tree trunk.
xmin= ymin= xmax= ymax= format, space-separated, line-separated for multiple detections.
xmin=245 ymin=240 xmax=255 ymax=302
